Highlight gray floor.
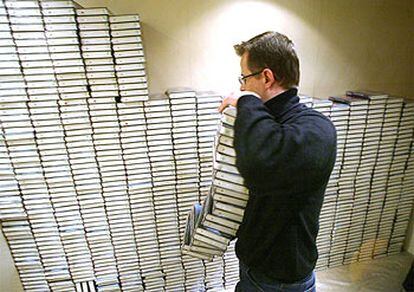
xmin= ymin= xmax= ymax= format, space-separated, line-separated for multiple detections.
xmin=316 ymin=252 xmax=413 ymax=292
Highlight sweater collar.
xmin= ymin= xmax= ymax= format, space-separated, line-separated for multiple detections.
xmin=264 ymin=88 xmax=299 ymax=118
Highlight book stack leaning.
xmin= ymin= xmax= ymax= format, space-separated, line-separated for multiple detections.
xmin=181 ymin=107 xmax=249 ymax=260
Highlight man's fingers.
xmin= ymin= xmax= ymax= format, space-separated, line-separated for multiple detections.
xmin=218 ymin=98 xmax=229 ymax=113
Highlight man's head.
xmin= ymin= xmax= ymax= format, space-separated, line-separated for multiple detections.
xmin=234 ymin=31 xmax=300 ymax=101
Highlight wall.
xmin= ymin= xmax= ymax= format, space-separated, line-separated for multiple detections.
xmin=1 ymin=0 xmax=413 ymax=291
xmin=75 ymin=0 xmax=413 ymax=98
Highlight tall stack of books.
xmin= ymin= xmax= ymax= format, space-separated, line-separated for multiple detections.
xmin=196 ymin=91 xmax=222 ymax=201
xmin=330 ymin=96 xmax=369 ymax=265
xmin=10 ymin=0 xmax=91 ymax=290
xmin=142 ymin=98 xmax=175 ymax=291
xmin=201 ymin=92 xmax=225 ymax=290
xmin=77 ymin=7 xmax=124 ymax=292
xmin=389 ymin=100 xmax=414 ymax=254
xmin=373 ymin=96 xmax=404 ymax=258
xmin=312 ymin=98 xmax=335 ymax=269
xmin=166 ymin=88 xmax=199 ymax=237
xmin=0 ymin=3 xmax=52 ymax=288
xmin=121 ymin=99 xmax=157 ymax=292
xmin=325 ymin=100 xmax=351 ymax=267
xmin=109 ymin=14 xmax=148 ymax=103
xmin=167 ymin=89 xmax=207 ymax=291
xmin=0 ymin=2 xmax=26 ymax=222
xmin=360 ymin=92 xmax=389 ymax=260
xmin=181 ymin=107 xmax=248 ymax=267
xmin=168 ymin=88 xmax=200 ymax=291
xmin=116 ymin=101 xmax=148 ymax=292
xmin=223 ymin=241 xmax=239 ymax=289
xmin=78 ymin=7 xmax=143 ymax=292
xmin=344 ymin=91 xmax=387 ymax=261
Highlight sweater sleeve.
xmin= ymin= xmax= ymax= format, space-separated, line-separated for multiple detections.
xmin=234 ymin=95 xmax=336 ymax=197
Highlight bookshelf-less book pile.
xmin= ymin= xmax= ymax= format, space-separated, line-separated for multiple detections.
xmin=0 ymin=69 xmax=236 ymax=292
xmin=308 ymin=91 xmax=414 ymax=270
xmin=0 ymin=1 xmax=153 ymax=291
xmin=181 ymin=106 xmax=247 ymax=288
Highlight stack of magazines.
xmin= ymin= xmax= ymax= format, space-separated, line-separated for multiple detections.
xmin=181 ymin=107 xmax=249 ymax=260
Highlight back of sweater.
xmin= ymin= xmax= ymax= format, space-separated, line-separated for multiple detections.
xmin=234 ymin=89 xmax=337 ymax=283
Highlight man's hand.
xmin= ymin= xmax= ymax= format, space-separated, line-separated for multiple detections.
xmin=218 ymin=91 xmax=260 ymax=113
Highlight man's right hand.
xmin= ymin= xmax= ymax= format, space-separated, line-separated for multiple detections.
xmin=218 ymin=91 xmax=260 ymax=113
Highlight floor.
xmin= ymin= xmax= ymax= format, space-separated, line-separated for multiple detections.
xmin=315 ymin=252 xmax=413 ymax=292
xmin=226 ymin=252 xmax=413 ymax=292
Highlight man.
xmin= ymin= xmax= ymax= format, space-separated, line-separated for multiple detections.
xmin=219 ymin=31 xmax=337 ymax=291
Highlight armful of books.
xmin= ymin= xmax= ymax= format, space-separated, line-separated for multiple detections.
xmin=181 ymin=106 xmax=249 ymax=261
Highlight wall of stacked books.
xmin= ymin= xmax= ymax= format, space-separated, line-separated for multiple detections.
xmin=302 ymin=92 xmax=414 ymax=269
xmin=0 ymin=0 xmax=414 ymax=292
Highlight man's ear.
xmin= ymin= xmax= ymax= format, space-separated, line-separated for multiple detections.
xmin=263 ymin=68 xmax=276 ymax=88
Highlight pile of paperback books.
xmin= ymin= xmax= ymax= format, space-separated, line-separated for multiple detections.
xmin=182 ymin=107 xmax=249 ymax=260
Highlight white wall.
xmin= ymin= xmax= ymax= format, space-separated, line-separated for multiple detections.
xmin=76 ymin=0 xmax=414 ymax=98
xmin=1 ymin=1 xmax=413 ymax=290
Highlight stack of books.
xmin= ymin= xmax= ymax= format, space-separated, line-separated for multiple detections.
xmin=205 ymin=105 xmax=247 ymax=289
xmin=389 ymin=100 xmax=414 ymax=254
xmin=372 ymin=96 xmax=404 ymax=258
xmin=0 ymin=1 xmax=26 ymax=224
xmin=181 ymin=107 xmax=248 ymax=265
xmin=324 ymin=99 xmax=351 ymax=267
xmin=330 ymin=95 xmax=369 ymax=265
xmin=10 ymin=0 xmax=93 ymax=290
xmin=116 ymin=101 xmax=149 ymax=292
xmin=166 ymin=88 xmax=199 ymax=235
xmin=312 ymin=92 xmax=414 ymax=271
xmin=204 ymin=255 xmax=224 ymax=291
xmin=109 ymin=14 xmax=148 ymax=103
xmin=223 ymin=241 xmax=239 ymax=289
xmin=166 ymin=88 xmax=205 ymax=291
xmin=344 ymin=91 xmax=388 ymax=261
xmin=180 ymin=203 xmax=207 ymax=291
xmin=312 ymin=98 xmax=335 ymax=269
xmin=195 ymin=91 xmax=222 ymax=201
xmin=78 ymin=7 xmax=143 ymax=292
xmin=142 ymin=97 xmax=176 ymax=291
xmin=0 ymin=1 xmax=151 ymax=291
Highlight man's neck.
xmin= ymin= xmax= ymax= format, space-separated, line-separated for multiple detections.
xmin=261 ymin=87 xmax=288 ymax=103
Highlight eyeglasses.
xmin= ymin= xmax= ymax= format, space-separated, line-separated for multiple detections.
xmin=238 ymin=69 xmax=264 ymax=85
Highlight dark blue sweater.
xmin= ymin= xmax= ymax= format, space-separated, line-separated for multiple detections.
xmin=234 ymin=88 xmax=337 ymax=283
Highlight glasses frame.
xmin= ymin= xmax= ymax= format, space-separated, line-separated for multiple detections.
xmin=238 ymin=69 xmax=264 ymax=85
